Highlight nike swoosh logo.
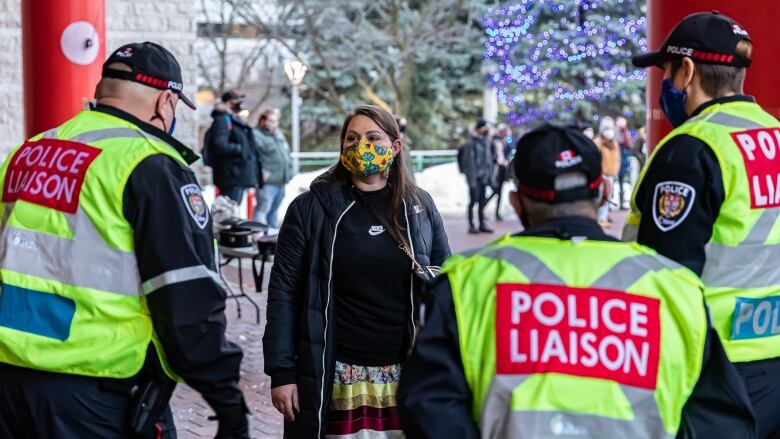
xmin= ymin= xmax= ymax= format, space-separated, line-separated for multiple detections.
xmin=368 ymin=226 xmax=385 ymax=236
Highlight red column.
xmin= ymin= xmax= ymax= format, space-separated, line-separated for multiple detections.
xmin=646 ymin=1 xmax=780 ymax=149
xmin=22 ymin=0 xmax=105 ymax=138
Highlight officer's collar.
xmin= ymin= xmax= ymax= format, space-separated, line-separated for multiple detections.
xmin=690 ymin=95 xmax=756 ymax=118
xmin=516 ymin=216 xmax=618 ymax=242
xmin=91 ymin=103 xmax=199 ymax=165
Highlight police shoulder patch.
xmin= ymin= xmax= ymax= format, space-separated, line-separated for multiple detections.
xmin=652 ymin=181 xmax=695 ymax=232
xmin=180 ymin=183 xmax=209 ymax=229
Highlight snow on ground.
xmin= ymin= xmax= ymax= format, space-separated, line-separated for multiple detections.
xmin=203 ymin=162 xmax=516 ymax=221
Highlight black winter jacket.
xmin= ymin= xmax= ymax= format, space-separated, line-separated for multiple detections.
xmin=208 ymin=109 xmax=260 ymax=189
xmin=459 ymin=132 xmax=494 ymax=187
xmin=263 ymin=168 xmax=451 ymax=438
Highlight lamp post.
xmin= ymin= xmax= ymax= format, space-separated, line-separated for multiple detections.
xmin=284 ymin=60 xmax=307 ymax=173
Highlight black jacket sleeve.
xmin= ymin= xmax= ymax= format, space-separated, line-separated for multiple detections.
xmin=262 ymin=193 xmax=309 ymax=388
xmin=636 ymin=134 xmax=725 ymax=275
xmin=123 ymin=154 xmax=246 ymax=417
xmin=210 ymin=113 xmax=243 ymax=157
xmin=423 ymin=192 xmax=451 ymax=267
xmin=398 ymin=276 xmax=480 ymax=439
xmin=680 ymin=307 xmax=757 ymax=437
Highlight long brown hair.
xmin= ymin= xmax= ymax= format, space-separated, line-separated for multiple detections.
xmin=333 ymin=105 xmax=420 ymax=234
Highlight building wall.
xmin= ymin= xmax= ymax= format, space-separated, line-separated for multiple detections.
xmin=0 ymin=0 xmax=22 ymax=151
xmin=0 ymin=0 xmax=197 ymax=154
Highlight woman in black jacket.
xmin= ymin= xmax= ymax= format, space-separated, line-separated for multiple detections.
xmin=263 ymin=105 xmax=450 ymax=438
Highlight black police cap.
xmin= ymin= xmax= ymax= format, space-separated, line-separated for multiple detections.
xmin=102 ymin=42 xmax=196 ymax=110
xmin=513 ymin=123 xmax=603 ymax=204
xmin=633 ymin=11 xmax=752 ymax=69
xmin=221 ymin=90 xmax=245 ymax=103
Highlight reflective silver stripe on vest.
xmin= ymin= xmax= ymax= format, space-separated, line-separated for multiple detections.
xmin=488 ymin=409 xmax=672 ymax=439
xmin=485 ymin=247 xmax=673 ymax=291
xmin=741 ymin=208 xmax=780 ymax=244
xmin=143 ymin=265 xmax=224 ymax=295
xmin=706 ymin=112 xmax=765 ymax=129
xmin=0 ymin=204 xmax=141 ymax=296
xmin=479 ymin=376 xmax=671 ymax=439
xmin=590 ymin=254 xmax=677 ymax=291
xmin=69 ymin=127 xmax=144 ymax=144
xmin=480 ymin=375 xmax=529 ymax=438
xmin=483 ymin=247 xmax=564 ymax=284
xmin=702 ymin=242 xmax=780 ymax=288
xmin=41 ymin=128 xmax=58 ymax=139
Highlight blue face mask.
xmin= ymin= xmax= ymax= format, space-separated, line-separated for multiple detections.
xmin=151 ymin=95 xmax=177 ymax=136
xmin=168 ymin=116 xmax=177 ymax=136
xmin=659 ymin=78 xmax=689 ymax=128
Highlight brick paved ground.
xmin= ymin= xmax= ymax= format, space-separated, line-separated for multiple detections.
xmin=170 ymin=209 xmax=627 ymax=438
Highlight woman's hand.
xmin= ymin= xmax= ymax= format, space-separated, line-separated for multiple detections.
xmin=271 ymin=384 xmax=299 ymax=421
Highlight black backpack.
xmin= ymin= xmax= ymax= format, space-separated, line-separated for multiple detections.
xmin=202 ymin=114 xmax=233 ymax=166
xmin=457 ymin=143 xmax=467 ymax=174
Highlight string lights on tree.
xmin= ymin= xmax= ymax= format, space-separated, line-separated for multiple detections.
xmin=483 ymin=0 xmax=648 ymax=127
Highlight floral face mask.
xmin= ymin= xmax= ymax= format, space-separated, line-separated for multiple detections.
xmin=340 ymin=140 xmax=394 ymax=177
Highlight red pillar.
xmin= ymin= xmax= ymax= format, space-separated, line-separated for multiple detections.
xmin=22 ymin=0 xmax=105 ymax=138
xmin=646 ymin=1 xmax=780 ymax=149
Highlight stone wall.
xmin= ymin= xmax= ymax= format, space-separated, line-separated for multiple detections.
xmin=0 ymin=0 xmax=197 ymax=153
xmin=0 ymin=0 xmax=22 ymax=151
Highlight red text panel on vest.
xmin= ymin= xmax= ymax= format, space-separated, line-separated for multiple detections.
xmin=732 ymin=128 xmax=780 ymax=209
xmin=495 ymin=283 xmax=661 ymax=390
xmin=2 ymin=140 xmax=101 ymax=214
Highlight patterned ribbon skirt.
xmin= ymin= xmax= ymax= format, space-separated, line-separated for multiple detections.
xmin=325 ymin=361 xmax=405 ymax=439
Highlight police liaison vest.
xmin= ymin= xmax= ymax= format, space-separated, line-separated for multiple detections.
xmin=0 ymin=109 xmax=190 ymax=380
xmin=444 ymin=235 xmax=707 ymax=438
xmin=626 ymin=100 xmax=780 ymax=363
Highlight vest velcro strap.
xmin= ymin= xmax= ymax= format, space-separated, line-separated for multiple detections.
xmin=702 ymin=242 xmax=780 ymax=288
xmin=142 ymin=265 xmax=224 ymax=295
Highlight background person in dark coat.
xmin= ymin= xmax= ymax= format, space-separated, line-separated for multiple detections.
xmin=458 ymin=117 xmax=495 ymax=234
xmin=263 ymin=105 xmax=450 ymax=438
xmin=207 ymin=90 xmax=259 ymax=203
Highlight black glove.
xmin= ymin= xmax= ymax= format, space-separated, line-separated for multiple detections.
xmin=214 ymin=402 xmax=250 ymax=439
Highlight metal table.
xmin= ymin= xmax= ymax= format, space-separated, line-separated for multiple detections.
xmin=218 ymin=233 xmax=277 ymax=324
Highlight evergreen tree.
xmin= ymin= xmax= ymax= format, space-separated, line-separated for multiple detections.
xmin=240 ymin=0 xmax=488 ymax=151
xmin=484 ymin=0 xmax=647 ymax=129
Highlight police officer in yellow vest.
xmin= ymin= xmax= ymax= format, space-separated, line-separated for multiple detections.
xmin=0 ymin=43 xmax=248 ymax=438
xmin=627 ymin=12 xmax=780 ymax=438
xmin=398 ymin=124 xmax=755 ymax=438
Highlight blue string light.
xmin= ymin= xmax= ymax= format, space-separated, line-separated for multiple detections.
xmin=484 ymin=0 xmax=647 ymax=126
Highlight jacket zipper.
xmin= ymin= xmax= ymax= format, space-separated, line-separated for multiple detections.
xmin=402 ymin=199 xmax=416 ymax=344
xmin=318 ymin=200 xmax=355 ymax=438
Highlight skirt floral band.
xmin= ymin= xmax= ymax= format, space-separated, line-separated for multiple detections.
xmin=326 ymin=362 xmax=405 ymax=439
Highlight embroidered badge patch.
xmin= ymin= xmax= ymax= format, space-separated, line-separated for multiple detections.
xmin=652 ymin=181 xmax=695 ymax=232
xmin=180 ymin=183 xmax=209 ymax=229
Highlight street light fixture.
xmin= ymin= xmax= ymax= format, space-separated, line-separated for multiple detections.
xmin=284 ymin=61 xmax=308 ymax=173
